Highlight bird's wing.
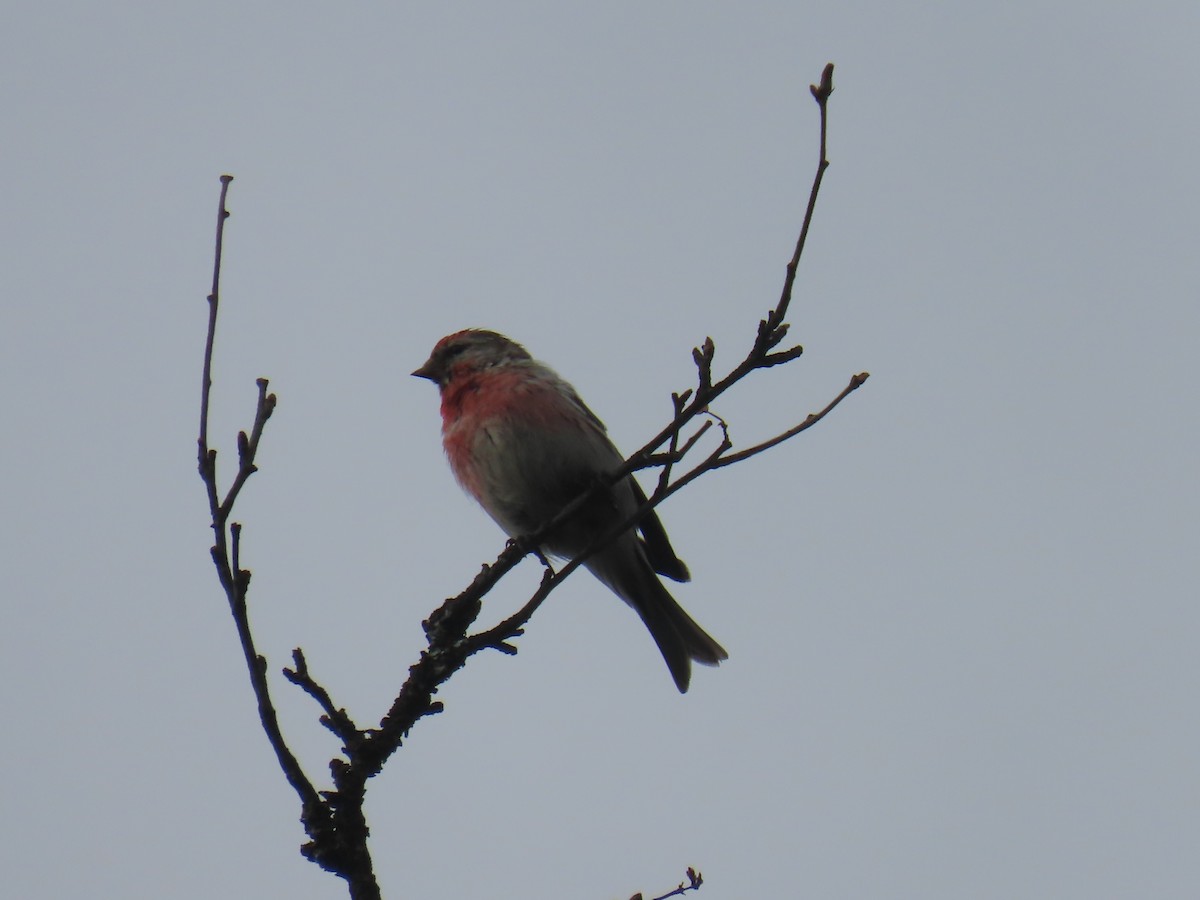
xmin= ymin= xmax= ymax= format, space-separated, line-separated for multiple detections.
xmin=630 ymin=477 xmax=691 ymax=583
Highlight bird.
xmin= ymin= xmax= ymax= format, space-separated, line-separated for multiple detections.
xmin=413 ymin=329 xmax=727 ymax=692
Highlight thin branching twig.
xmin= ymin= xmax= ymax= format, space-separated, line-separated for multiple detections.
xmin=197 ymin=176 xmax=376 ymax=898
xmin=629 ymin=866 xmax=706 ymax=900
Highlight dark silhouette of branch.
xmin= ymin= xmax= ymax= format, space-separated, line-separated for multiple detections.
xmin=198 ymin=62 xmax=865 ymax=898
xmin=197 ymin=176 xmax=376 ymax=898
xmin=629 ymin=866 xmax=705 ymax=900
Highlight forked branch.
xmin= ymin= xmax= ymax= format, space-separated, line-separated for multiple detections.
xmin=197 ymin=62 xmax=864 ymax=899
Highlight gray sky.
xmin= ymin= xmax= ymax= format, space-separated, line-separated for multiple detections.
xmin=3 ymin=3 xmax=1197 ymax=898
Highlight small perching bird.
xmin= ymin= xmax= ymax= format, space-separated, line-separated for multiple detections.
xmin=414 ymin=329 xmax=727 ymax=692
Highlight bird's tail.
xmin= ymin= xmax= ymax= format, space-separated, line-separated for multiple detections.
xmin=638 ymin=580 xmax=728 ymax=693
xmin=588 ymin=545 xmax=727 ymax=693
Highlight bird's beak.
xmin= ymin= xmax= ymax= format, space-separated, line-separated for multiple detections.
xmin=412 ymin=359 xmax=437 ymax=381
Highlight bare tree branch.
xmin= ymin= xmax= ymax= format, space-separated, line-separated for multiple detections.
xmin=629 ymin=866 xmax=706 ymax=900
xmin=197 ymin=62 xmax=865 ymax=898
xmin=196 ymin=176 xmax=374 ymax=897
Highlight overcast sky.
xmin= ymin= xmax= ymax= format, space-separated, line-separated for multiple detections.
xmin=3 ymin=3 xmax=1197 ymax=898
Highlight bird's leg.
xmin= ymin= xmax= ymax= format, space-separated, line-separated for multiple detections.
xmin=505 ymin=536 xmax=558 ymax=573
xmin=533 ymin=547 xmax=556 ymax=572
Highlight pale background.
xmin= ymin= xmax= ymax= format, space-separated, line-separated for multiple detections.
xmin=2 ymin=3 xmax=1197 ymax=898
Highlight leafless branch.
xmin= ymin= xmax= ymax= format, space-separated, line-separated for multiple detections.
xmin=197 ymin=62 xmax=865 ymax=898
xmin=629 ymin=866 xmax=705 ymax=900
xmin=284 ymin=648 xmax=361 ymax=744
xmin=196 ymin=176 xmax=374 ymax=898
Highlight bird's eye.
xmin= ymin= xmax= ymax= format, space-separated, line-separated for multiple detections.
xmin=440 ymin=343 xmax=468 ymax=362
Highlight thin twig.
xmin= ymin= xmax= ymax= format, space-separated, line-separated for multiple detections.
xmin=630 ymin=867 xmax=705 ymax=900
xmin=709 ymin=371 xmax=869 ymax=469
xmin=219 ymin=378 xmax=276 ymax=520
xmin=770 ymin=61 xmax=834 ymax=332
xmin=284 ymin=649 xmax=362 ymax=744
xmin=198 ymin=174 xmax=233 ymax=471
xmin=655 ymin=391 xmax=690 ymax=496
